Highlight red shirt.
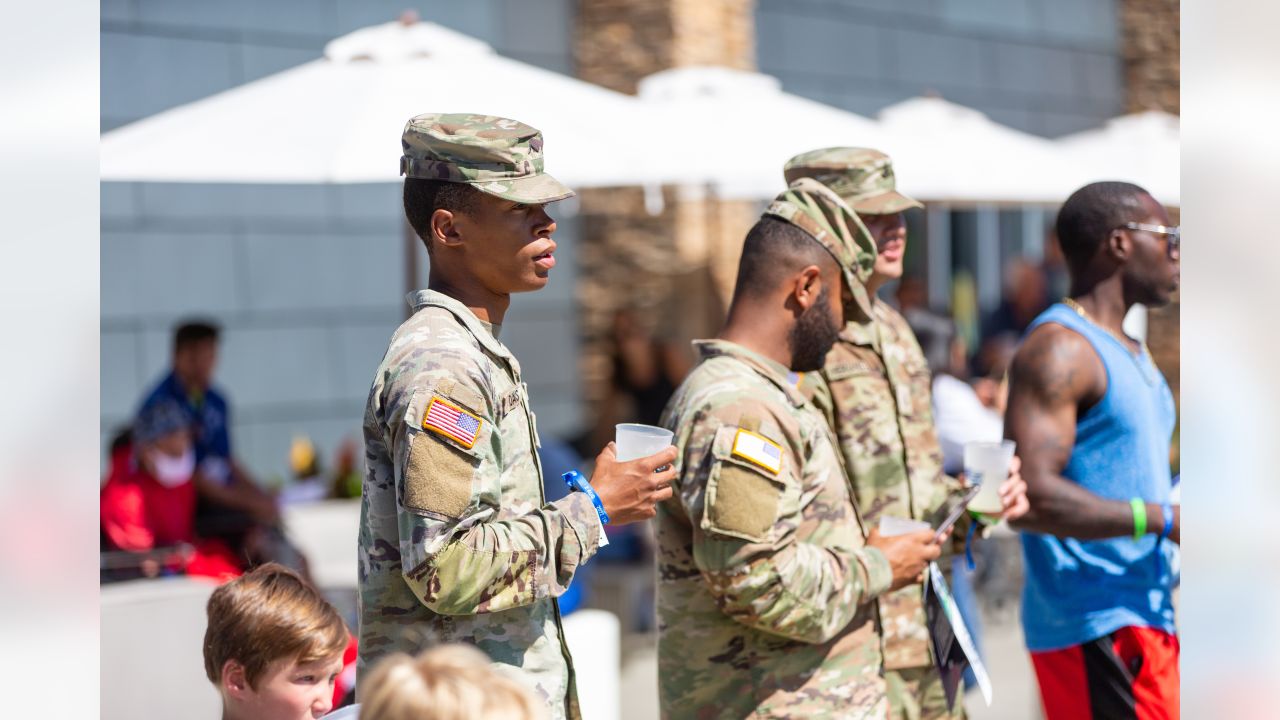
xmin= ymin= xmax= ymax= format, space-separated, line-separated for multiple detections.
xmin=100 ymin=445 xmax=196 ymax=551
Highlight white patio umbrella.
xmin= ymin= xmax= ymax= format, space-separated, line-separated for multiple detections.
xmin=100 ymin=18 xmax=666 ymax=188
xmin=636 ymin=66 xmax=888 ymax=200
xmin=1058 ymin=111 xmax=1180 ymax=206
xmin=874 ymin=96 xmax=1091 ymax=204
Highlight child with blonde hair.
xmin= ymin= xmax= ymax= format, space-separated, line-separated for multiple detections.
xmin=358 ymin=644 xmax=546 ymax=720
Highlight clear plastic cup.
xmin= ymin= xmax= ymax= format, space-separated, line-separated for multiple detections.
xmin=964 ymin=440 xmax=1016 ymax=514
xmin=878 ymin=515 xmax=932 ymax=537
xmin=615 ymin=423 xmax=674 ymax=462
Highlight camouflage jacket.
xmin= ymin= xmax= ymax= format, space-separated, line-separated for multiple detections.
xmin=357 ymin=289 xmax=603 ymax=720
xmin=656 ymin=339 xmax=892 ymax=719
xmin=804 ymin=302 xmax=964 ymax=671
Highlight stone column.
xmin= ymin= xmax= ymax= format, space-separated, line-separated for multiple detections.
xmin=1119 ymin=0 xmax=1180 ymax=114
xmin=1120 ymin=0 xmax=1179 ymax=441
xmin=572 ymin=0 xmax=757 ymax=444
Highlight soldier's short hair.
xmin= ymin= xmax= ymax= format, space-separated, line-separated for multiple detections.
xmin=731 ymin=215 xmax=836 ymax=303
xmin=1055 ymin=181 xmax=1150 ymax=272
xmin=173 ymin=320 xmax=219 ymax=354
xmin=202 ymin=563 xmax=348 ymax=689
xmin=403 ymin=178 xmax=482 ymax=254
xmin=359 ymin=644 xmax=545 ymax=720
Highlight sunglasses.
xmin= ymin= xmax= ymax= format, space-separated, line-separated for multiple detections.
xmin=1118 ymin=222 xmax=1180 ymax=258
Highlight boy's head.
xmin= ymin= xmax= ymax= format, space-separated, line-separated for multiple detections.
xmin=204 ymin=563 xmax=349 ymax=720
xmin=359 ymin=643 xmax=546 ymax=720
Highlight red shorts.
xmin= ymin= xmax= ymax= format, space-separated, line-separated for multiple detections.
xmin=1031 ymin=626 xmax=1179 ymax=720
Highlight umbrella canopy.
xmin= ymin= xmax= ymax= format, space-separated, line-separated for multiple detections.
xmin=874 ymin=96 xmax=1091 ymax=204
xmin=636 ymin=66 xmax=887 ymax=200
xmin=100 ymin=20 xmax=665 ymax=188
xmin=1057 ymin=111 xmax=1180 ymax=206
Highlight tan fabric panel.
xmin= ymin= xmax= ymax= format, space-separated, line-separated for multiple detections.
xmin=706 ymin=462 xmax=782 ymax=542
xmin=403 ymin=431 xmax=477 ymax=519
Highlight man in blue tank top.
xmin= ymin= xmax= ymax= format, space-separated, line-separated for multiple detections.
xmin=1005 ymin=181 xmax=1181 ymax=720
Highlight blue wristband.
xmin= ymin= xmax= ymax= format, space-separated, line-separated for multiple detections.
xmin=1158 ymin=503 xmax=1174 ymax=541
xmin=562 ymin=470 xmax=610 ymax=525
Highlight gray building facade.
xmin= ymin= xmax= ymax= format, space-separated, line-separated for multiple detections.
xmin=756 ymin=0 xmax=1123 ymax=137
xmin=102 ymin=0 xmax=1124 ymax=481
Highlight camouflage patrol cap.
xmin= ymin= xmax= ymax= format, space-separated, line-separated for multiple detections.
xmin=400 ymin=113 xmax=574 ymax=204
xmin=764 ymin=177 xmax=878 ymax=316
xmin=783 ymin=147 xmax=922 ymax=215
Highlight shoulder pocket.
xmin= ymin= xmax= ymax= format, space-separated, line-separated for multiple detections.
xmin=702 ymin=426 xmax=787 ymax=543
xmin=401 ymin=387 xmax=484 ymax=519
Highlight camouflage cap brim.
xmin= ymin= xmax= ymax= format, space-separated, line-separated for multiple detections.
xmin=845 ymin=189 xmax=924 ymax=215
xmin=467 ymin=171 xmax=575 ymax=204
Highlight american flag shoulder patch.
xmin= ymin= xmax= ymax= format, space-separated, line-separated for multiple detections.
xmin=422 ymin=395 xmax=483 ymax=449
xmin=731 ymin=428 xmax=783 ymax=475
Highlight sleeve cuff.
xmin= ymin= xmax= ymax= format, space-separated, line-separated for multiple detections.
xmin=859 ymin=545 xmax=894 ymax=598
xmin=558 ymin=492 xmax=607 ymax=557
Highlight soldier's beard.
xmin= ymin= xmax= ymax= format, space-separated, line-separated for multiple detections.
xmin=789 ymin=286 xmax=841 ymax=372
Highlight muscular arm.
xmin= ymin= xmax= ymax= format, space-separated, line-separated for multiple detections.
xmin=1005 ymin=325 xmax=1178 ymax=540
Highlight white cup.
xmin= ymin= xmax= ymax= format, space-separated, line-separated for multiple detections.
xmin=615 ymin=423 xmax=674 ymax=462
xmin=878 ymin=515 xmax=931 ymax=537
xmin=964 ymin=440 xmax=1016 ymax=514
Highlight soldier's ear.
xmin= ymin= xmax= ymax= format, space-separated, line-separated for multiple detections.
xmin=431 ymin=208 xmax=464 ymax=248
xmin=792 ymin=265 xmax=823 ymax=311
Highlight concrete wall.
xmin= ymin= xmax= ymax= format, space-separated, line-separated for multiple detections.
xmin=755 ymin=0 xmax=1125 ymax=137
xmin=100 ymin=0 xmax=581 ymax=481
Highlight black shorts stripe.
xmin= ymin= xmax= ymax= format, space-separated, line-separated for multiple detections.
xmin=1081 ymin=631 xmax=1139 ymax=719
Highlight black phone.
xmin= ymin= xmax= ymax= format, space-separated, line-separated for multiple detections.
xmin=928 ymin=485 xmax=981 ymax=542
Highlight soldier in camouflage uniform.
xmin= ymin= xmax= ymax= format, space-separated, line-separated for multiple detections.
xmin=784 ymin=148 xmax=1029 ymax=720
xmin=656 ymin=178 xmax=945 ymax=719
xmin=358 ymin=114 xmax=678 ymax=720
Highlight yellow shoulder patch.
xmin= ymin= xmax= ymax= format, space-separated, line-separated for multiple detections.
xmin=422 ymin=396 xmax=483 ymax=449
xmin=731 ymin=428 xmax=783 ymax=475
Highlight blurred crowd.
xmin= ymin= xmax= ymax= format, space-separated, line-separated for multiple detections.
xmin=99 ymin=321 xmax=362 ymax=585
xmin=99 ymin=251 xmax=1058 ymax=598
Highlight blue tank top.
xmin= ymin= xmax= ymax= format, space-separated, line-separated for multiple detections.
xmin=1019 ymin=303 xmax=1178 ymax=651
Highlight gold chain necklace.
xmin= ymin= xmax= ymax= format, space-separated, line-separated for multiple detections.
xmin=1061 ymin=297 xmax=1151 ymax=358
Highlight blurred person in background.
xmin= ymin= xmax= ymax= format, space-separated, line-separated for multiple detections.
xmin=983 ymin=258 xmax=1051 ymax=342
xmin=786 ymin=148 xmax=1028 ymax=720
xmin=894 ymin=274 xmax=929 ymax=315
xmin=355 ymin=644 xmax=546 ymax=720
xmin=610 ymin=308 xmax=682 ymax=429
xmin=1006 ymin=181 xmax=1180 ymax=720
xmin=658 ymin=180 xmax=944 ymax=718
xmin=138 ymin=321 xmax=283 ymax=562
xmin=278 ymin=436 xmax=363 ymax=505
xmin=100 ymin=399 xmax=241 ymax=581
xmin=970 ymin=332 xmax=1019 ymax=415
xmin=358 ymin=114 xmax=676 ymax=720
xmin=906 ymin=312 xmax=1002 ymax=484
